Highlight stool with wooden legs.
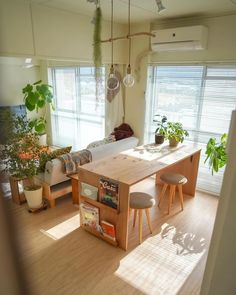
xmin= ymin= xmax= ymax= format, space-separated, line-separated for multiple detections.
xmin=158 ymin=173 xmax=187 ymax=214
xmin=130 ymin=192 xmax=155 ymax=244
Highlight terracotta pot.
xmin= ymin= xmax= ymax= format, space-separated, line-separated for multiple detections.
xmin=155 ymin=134 xmax=165 ymax=144
xmin=169 ymin=138 xmax=179 ymax=147
xmin=24 ymin=186 xmax=43 ymax=209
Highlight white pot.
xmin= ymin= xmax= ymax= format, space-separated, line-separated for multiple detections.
xmin=38 ymin=134 xmax=47 ymax=146
xmin=24 ymin=186 xmax=43 ymax=209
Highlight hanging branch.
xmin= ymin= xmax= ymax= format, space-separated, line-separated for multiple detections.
xmin=93 ymin=5 xmax=103 ymax=103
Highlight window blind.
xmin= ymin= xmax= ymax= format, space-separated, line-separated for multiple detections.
xmin=49 ymin=66 xmax=105 ymax=150
xmin=145 ymin=65 xmax=236 ymax=195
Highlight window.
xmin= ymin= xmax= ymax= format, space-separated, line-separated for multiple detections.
xmin=49 ymin=66 xmax=105 ymax=150
xmin=145 ymin=65 xmax=236 ymax=195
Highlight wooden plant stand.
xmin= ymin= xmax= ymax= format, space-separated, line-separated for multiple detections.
xmin=9 ymin=176 xmax=26 ymax=205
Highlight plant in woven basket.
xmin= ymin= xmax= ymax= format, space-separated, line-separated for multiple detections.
xmin=204 ymin=133 xmax=228 ymax=175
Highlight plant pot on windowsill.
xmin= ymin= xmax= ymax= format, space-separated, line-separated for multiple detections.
xmin=155 ymin=133 xmax=165 ymax=144
xmin=168 ymin=138 xmax=179 ymax=147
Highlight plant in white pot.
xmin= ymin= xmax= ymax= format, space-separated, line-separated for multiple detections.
xmin=22 ymin=80 xmax=54 ymax=145
xmin=2 ymin=114 xmax=49 ymax=209
xmin=165 ymin=122 xmax=189 ymax=147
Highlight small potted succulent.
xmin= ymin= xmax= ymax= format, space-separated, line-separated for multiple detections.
xmin=165 ymin=122 xmax=189 ymax=147
xmin=153 ymin=115 xmax=168 ymax=144
xmin=204 ymin=133 xmax=228 ymax=175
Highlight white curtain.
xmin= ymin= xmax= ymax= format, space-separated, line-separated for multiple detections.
xmin=105 ymin=66 xmax=124 ymax=135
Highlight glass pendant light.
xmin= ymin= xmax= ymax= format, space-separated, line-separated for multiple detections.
xmin=123 ymin=0 xmax=135 ymax=88
xmin=107 ymin=0 xmax=119 ymax=91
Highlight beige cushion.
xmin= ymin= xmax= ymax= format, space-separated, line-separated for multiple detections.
xmin=130 ymin=192 xmax=155 ymax=209
xmin=160 ymin=173 xmax=187 ymax=185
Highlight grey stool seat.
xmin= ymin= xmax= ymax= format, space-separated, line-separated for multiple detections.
xmin=158 ymin=172 xmax=188 ymax=214
xmin=130 ymin=192 xmax=156 ymax=209
xmin=160 ymin=173 xmax=187 ymax=185
xmin=129 ymin=192 xmax=155 ymax=244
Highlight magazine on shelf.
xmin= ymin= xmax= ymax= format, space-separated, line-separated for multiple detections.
xmin=80 ymin=202 xmax=100 ymax=231
xmin=99 ymin=178 xmax=119 ymax=209
xmin=101 ymin=220 xmax=116 ymax=241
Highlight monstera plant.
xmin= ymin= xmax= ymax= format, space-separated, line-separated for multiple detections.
xmin=22 ymin=80 xmax=54 ymax=136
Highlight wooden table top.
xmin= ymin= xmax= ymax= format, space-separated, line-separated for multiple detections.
xmin=78 ymin=143 xmax=201 ymax=186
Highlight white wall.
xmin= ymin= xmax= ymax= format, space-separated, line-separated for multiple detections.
xmin=0 ymin=0 xmax=35 ymax=57
xmin=0 ymin=57 xmax=40 ymax=107
xmin=151 ymin=14 xmax=236 ymax=63
xmin=0 ymin=0 xmax=127 ymax=64
xmin=200 ymin=111 xmax=236 ymax=295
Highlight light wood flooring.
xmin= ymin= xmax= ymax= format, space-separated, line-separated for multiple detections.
xmin=6 ymin=177 xmax=218 ymax=295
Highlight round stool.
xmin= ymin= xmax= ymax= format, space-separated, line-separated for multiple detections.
xmin=158 ymin=173 xmax=187 ymax=214
xmin=130 ymin=192 xmax=155 ymax=244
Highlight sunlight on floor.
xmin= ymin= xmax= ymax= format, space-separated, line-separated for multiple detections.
xmin=40 ymin=214 xmax=80 ymax=240
xmin=115 ymin=223 xmax=206 ymax=295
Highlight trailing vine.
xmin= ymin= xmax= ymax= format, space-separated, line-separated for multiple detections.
xmin=93 ymin=6 xmax=103 ymax=103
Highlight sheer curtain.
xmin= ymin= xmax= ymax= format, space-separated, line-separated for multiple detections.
xmin=145 ymin=65 xmax=236 ymax=195
xmin=49 ymin=66 xmax=105 ymax=151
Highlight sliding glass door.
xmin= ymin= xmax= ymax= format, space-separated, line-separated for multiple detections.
xmin=145 ymin=65 xmax=236 ymax=195
xmin=49 ymin=66 xmax=105 ymax=150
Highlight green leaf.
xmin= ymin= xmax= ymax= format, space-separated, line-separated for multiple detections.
xmin=28 ymin=120 xmax=36 ymax=129
xmin=27 ymin=92 xmax=39 ymax=106
xmin=35 ymin=122 xmax=46 ymax=134
xmin=37 ymin=99 xmax=45 ymax=108
xmin=22 ymin=84 xmax=33 ymax=94
xmin=25 ymin=99 xmax=35 ymax=111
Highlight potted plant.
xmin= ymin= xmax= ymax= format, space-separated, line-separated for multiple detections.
xmin=165 ymin=122 xmax=189 ymax=147
xmin=153 ymin=115 xmax=167 ymax=144
xmin=2 ymin=114 xmax=49 ymax=209
xmin=22 ymin=80 xmax=54 ymax=145
xmin=204 ymin=133 xmax=228 ymax=175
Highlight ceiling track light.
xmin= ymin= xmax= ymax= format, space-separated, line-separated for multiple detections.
xmin=155 ymin=0 xmax=166 ymax=14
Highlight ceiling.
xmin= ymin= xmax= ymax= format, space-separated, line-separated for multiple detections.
xmin=30 ymin=0 xmax=236 ymax=24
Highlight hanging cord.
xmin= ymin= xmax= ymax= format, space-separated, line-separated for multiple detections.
xmin=128 ymin=0 xmax=131 ymax=68
xmin=111 ymin=0 xmax=114 ymax=69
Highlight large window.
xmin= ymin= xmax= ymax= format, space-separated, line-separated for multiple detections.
xmin=49 ymin=66 xmax=105 ymax=150
xmin=145 ymin=65 xmax=236 ymax=195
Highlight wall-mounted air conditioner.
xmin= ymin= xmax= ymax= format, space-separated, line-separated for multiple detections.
xmin=151 ymin=25 xmax=208 ymax=52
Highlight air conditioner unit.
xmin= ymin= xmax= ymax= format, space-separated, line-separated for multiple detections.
xmin=151 ymin=25 xmax=208 ymax=52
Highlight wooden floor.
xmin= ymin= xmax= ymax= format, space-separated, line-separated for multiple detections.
xmin=5 ymin=177 xmax=218 ymax=295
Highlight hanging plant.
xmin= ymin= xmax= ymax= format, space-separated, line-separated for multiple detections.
xmin=93 ymin=6 xmax=102 ymax=71
xmin=93 ymin=6 xmax=103 ymax=102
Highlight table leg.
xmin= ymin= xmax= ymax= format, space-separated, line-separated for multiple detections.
xmin=71 ymin=178 xmax=79 ymax=204
xmin=117 ymin=183 xmax=130 ymax=250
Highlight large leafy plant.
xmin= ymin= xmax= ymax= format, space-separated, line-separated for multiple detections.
xmin=165 ymin=122 xmax=189 ymax=143
xmin=22 ymin=80 xmax=54 ymax=135
xmin=2 ymin=114 xmax=49 ymax=189
xmin=204 ymin=133 xmax=228 ymax=175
